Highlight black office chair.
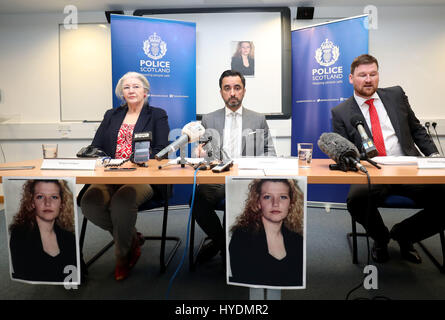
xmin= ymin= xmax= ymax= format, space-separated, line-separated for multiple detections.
xmin=78 ymin=184 xmax=181 ymax=274
xmin=189 ymin=198 xmax=225 ymax=271
xmin=347 ymin=195 xmax=445 ymax=273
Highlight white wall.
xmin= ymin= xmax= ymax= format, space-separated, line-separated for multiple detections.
xmin=292 ymin=5 xmax=445 ymax=124
xmin=0 ymin=11 xmax=109 ymax=123
xmin=1 ymin=5 xmax=445 ymax=172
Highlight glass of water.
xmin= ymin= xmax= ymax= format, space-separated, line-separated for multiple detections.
xmin=42 ymin=144 xmax=58 ymax=158
xmin=297 ymin=143 xmax=313 ymax=168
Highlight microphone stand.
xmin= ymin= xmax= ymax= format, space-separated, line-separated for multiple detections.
xmin=363 ymin=157 xmax=381 ymax=169
xmin=191 ymin=137 xmax=220 ymax=170
xmin=329 ymin=163 xmax=357 ymax=172
xmin=360 ymin=152 xmax=381 ymax=169
xmin=157 ymin=137 xmax=214 ymax=170
xmin=157 ymin=145 xmax=195 ymax=169
xmin=432 ymin=122 xmax=444 ymax=156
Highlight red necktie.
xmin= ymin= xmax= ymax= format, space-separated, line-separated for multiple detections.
xmin=365 ymin=98 xmax=386 ymax=156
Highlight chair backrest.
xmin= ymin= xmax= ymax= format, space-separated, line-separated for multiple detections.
xmin=76 ymin=184 xmax=90 ymax=207
xmin=383 ymin=195 xmax=420 ymax=209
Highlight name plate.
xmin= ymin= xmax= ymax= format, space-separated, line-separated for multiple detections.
xmin=417 ymin=157 xmax=445 ymax=169
xmin=41 ymin=158 xmax=97 ymax=171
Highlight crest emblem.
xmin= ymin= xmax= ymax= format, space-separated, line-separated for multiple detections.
xmin=315 ymin=39 xmax=339 ymax=67
xmin=143 ymin=33 xmax=167 ymax=60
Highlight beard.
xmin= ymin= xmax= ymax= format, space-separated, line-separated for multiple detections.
xmin=225 ymin=97 xmax=242 ymax=109
xmin=355 ymin=84 xmax=377 ymax=98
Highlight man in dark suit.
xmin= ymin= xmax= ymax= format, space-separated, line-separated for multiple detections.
xmin=331 ymin=54 xmax=445 ymax=263
xmin=192 ymin=70 xmax=276 ymax=264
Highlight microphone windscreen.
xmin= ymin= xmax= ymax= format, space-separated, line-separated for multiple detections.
xmin=182 ymin=121 xmax=205 ymax=143
xmin=317 ymin=132 xmax=360 ymax=164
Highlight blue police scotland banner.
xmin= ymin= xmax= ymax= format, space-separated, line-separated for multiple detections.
xmin=111 ymin=14 xmax=196 ymax=134
xmin=111 ymin=15 xmax=196 ymax=205
xmin=291 ymin=15 xmax=368 ymax=202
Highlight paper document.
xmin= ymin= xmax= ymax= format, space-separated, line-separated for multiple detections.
xmin=41 ymin=158 xmax=97 ymax=170
xmin=264 ymin=169 xmax=300 ymax=176
xmin=236 ymin=157 xmax=299 ymax=171
xmin=371 ymin=156 xmax=418 ymax=165
xmin=237 ymin=169 xmax=265 ymax=176
xmin=417 ymin=157 xmax=445 ymax=169
xmin=168 ymin=157 xmax=204 ymax=165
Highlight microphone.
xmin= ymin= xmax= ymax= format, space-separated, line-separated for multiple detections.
xmin=350 ymin=115 xmax=378 ymax=158
xmin=133 ymin=132 xmax=151 ymax=163
xmin=317 ymin=132 xmax=368 ymax=173
xmin=432 ymin=122 xmax=445 ymax=156
xmin=155 ymin=121 xmax=205 ymax=160
xmin=425 ymin=121 xmax=432 ymax=137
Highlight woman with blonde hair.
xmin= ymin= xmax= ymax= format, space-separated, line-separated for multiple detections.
xmin=231 ymin=41 xmax=255 ymax=76
xmin=9 ymin=179 xmax=77 ymax=282
xmin=229 ymin=178 xmax=304 ymax=286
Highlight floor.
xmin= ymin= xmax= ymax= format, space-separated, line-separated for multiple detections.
xmin=1 ymin=205 xmax=444 ymax=301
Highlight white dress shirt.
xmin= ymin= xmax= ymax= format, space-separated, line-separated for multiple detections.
xmin=354 ymin=92 xmax=404 ymax=156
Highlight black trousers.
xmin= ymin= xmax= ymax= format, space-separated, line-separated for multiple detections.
xmin=191 ymin=184 xmax=226 ymax=250
xmin=347 ymin=183 xmax=445 ymax=244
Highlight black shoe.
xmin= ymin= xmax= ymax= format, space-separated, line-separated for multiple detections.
xmin=390 ymin=224 xmax=422 ymax=264
xmin=371 ymin=241 xmax=390 ymax=263
xmin=196 ymin=240 xmax=221 ymax=264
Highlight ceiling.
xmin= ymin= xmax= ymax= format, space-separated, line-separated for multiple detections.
xmin=1 ymin=0 xmax=445 ymax=14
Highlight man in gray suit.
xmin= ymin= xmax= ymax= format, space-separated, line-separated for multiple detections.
xmin=192 ymin=70 xmax=276 ymax=264
xmin=331 ymin=54 xmax=445 ymax=264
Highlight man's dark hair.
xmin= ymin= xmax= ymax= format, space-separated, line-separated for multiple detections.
xmin=350 ymin=54 xmax=379 ymax=74
xmin=219 ymin=70 xmax=246 ymax=89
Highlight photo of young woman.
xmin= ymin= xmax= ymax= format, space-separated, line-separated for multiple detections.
xmin=4 ymin=178 xmax=79 ymax=284
xmin=231 ymin=41 xmax=255 ymax=76
xmin=227 ymin=177 xmax=306 ymax=288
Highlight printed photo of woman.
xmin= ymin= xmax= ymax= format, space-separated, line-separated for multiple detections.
xmin=6 ymin=178 xmax=79 ymax=284
xmin=228 ymin=178 xmax=305 ymax=288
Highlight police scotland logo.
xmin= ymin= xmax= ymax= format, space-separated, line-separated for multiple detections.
xmin=143 ymin=32 xmax=167 ymax=60
xmin=315 ymin=39 xmax=339 ymax=67
xmin=140 ymin=32 xmax=170 ymax=74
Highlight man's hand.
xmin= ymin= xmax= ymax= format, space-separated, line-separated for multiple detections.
xmin=429 ymin=152 xmax=442 ymax=157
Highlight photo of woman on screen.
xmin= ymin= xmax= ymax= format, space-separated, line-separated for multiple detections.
xmin=231 ymin=41 xmax=255 ymax=76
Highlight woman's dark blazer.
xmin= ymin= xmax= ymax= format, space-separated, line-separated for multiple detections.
xmin=91 ymin=102 xmax=170 ymax=159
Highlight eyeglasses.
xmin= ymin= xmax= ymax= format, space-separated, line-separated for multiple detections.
xmin=123 ymin=85 xmax=143 ymax=91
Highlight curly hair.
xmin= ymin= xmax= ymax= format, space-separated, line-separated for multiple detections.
xmin=9 ymin=180 xmax=75 ymax=233
xmin=231 ymin=179 xmax=304 ymax=235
